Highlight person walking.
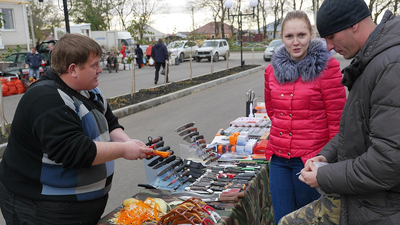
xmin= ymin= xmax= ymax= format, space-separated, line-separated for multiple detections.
xmin=264 ymin=10 xmax=346 ymax=224
xmin=119 ymin=42 xmax=126 ymax=63
xmin=135 ymin=44 xmax=144 ymax=69
xmin=146 ymin=44 xmax=153 ymax=64
xmin=25 ymin=47 xmax=42 ymax=80
xmin=0 ymin=33 xmax=153 ymax=224
xmin=279 ymin=0 xmax=400 ymax=224
xmin=151 ymin=38 xmax=169 ymax=84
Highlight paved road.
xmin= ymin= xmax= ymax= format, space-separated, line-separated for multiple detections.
xmin=0 ymin=52 xmax=351 ymax=224
xmin=2 ymin=51 xmax=265 ymax=123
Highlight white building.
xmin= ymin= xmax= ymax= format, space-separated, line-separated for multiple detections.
xmin=0 ymin=0 xmax=31 ymax=52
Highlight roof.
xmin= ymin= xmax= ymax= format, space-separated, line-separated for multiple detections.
xmin=192 ymin=22 xmax=237 ymax=34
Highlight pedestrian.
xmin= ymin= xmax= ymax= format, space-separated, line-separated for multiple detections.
xmin=0 ymin=33 xmax=153 ymax=224
xmin=279 ymin=1 xmax=400 ymax=224
xmin=46 ymin=43 xmax=54 ymax=69
xmin=107 ymin=52 xmax=118 ymax=73
xmin=151 ymin=38 xmax=169 ymax=84
xmin=135 ymin=44 xmax=144 ymax=69
xmin=25 ymin=46 xmax=42 ymax=80
xmin=146 ymin=44 xmax=153 ymax=63
xmin=120 ymin=42 xmax=126 ymax=62
xmin=264 ymin=10 xmax=346 ymax=224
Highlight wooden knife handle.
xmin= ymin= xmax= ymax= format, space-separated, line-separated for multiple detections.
xmin=220 ymin=191 xmax=245 ymax=198
xmin=217 ymin=195 xmax=239 ymax=202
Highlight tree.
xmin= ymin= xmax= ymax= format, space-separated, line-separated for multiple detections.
xmin=126 ymin=0 xmax=168 ymax=42
xmin=70 ymin=0 xmax=111 ymax=31
xmin=28 ymin=0 xmax=63 ymax=42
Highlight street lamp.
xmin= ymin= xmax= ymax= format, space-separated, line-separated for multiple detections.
xmin=225 ymin=0 xmax=258 ymax=67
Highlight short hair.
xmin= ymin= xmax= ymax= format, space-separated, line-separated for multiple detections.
xmin=51 ymin=33 xmax=102 ymax=74
xmin=158 ymin=38 xmax=163 ymax=43
xmin=281 ymin=10 xmax=312 ymax=34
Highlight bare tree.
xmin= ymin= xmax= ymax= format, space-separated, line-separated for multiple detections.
xmin=29 ymin=0 xmax=63 ymax=42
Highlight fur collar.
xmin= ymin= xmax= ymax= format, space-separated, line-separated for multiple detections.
xmin=271 ymin=39 xmax=331 ymax=84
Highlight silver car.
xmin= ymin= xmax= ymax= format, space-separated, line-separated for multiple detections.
xmin=167 ymin=40 xmax=199 ymax=63
xmin=263 ymin=39 xmax=284 ymax=61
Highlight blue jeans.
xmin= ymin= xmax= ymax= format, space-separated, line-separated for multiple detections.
xmin=269 ymin=155 xmax=321 ymax=224
xmin=0 ymin=180 xmax=108 ymax=225
xmin=29 ymin=68 xmax=40 ymax=79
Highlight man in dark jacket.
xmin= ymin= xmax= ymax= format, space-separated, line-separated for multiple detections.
xmin=107 ymin=52 xmax=118 ymax=73
xmin=0 ymin=33 xmax=152 ymax=224
xmin=135 ymin=44 xmax=144 ymax=69
xmin=151 ymin=38 xmax=169 ymax=84
xmin=279 ymin=0 xmax=400 ymax=225
xmin=25 ymin=47 xmax=42 ymax=79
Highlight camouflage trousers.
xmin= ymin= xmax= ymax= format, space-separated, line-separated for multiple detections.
xmin=278 ymin=195 xmax=341 ymax=225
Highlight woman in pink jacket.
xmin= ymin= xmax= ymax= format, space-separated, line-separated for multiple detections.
xmin=264 ymin=11 xmax=346 ymax=223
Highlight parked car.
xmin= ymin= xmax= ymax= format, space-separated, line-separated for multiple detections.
xmin=3 ymin=52 xmax=47 ymax=80
xmin=167 ymin=40 xmax=199 ymax=63
xmin=194 ymin=39 xmax=229 ymax=62
xmin=263 ymin=39 xmax=284 ymax=61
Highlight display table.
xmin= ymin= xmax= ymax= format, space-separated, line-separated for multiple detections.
xmin=98 ymin=164 xmax=274 ymax=225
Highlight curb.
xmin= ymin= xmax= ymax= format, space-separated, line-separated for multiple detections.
xmin=112 ymin=65 xmax=265 ymax=118
xmin=0 ymin=65 xmax=265 ymax=157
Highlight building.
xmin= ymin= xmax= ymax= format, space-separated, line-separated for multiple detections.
xmin=192 ymin=22 xmax=236 ymax=39
xmin=141 ymin=26 xmax=164 ymax=43
xmin=54 ymin=23 xmax=92 ymax=40
xmin=0 ymin=0 xmax=31 ymax=53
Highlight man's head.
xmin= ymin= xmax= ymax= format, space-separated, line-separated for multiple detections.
xmin=31 ymin=47 xmax=36 ymax=54
xmin=158 ymin=38 xmax=163 ymax=44
xmin=52 ymin=33 xmax=102 ymax=75
xmin=317 ymin=0 xmax=373 ymax=59
xmin=52 ymin=33 xmax=103 ymax=91
xmin=49 ymin=44 xmax=54 ymax=51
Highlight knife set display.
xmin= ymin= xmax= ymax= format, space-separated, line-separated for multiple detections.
xmin=175 ymin=121 xmax=219 ymax=165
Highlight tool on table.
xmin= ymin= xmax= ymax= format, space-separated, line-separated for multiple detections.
xmin=145 ymin=136 xmax=163 ymax=146
xmin=146 ymin=146 xmax=171 ymax=159
xmin=157 ymin=159 xmax=183 ymax=177
xmin=147 ymin=156 xmax=164 ymax=167
xmin=167 ymin=169 xmax=190 ymax=187
xmin=246 ymin=89 xmax=256 ymax=118
xmin=174 ymin=122 xmax=195 ymax=132
xmin=205 ymin=155 xmax=219 ymax=165
xmin=178 ymin=127 xmax=198 ymax=136
xmin=153 ymin=155 xmax=177 ymax=169
xmin=172 ymin=175 xmax=192 ymax=191
xmin=183 ymin=131 xmax=200 ymax=143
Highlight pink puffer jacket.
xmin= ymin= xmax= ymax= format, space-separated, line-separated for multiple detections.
xmin=264 ymin=54 xmax=346 ymax=164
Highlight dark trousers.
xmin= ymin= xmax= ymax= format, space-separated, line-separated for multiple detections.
xmin=107 ymin=63 xmax=118 ymax=72
xmin=0 ymin=180 xmax=108 ymax=225
xmin=154 ymin=62 xmax=166 ymax=83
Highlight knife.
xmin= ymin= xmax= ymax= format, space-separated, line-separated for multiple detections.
xmin=167 ymin=169 xmax=190 ymax=186
xmin=146 ymin=136 xmax=163 ymax=146
xmin=174 ymin=122 xmax=195 ymax=132
xmin=201 ymin=195 xmax=239 ymax=203
xmin=172 ymin=175 xmax=192 ymax=191
xmin=178 ymin=127 xmax=198 ymax=136
xmin=183 ymin=131 xmax=200 ymax=143
xmin=147 ymin=156 xmax=164 ymax=167
xmin=192 ymin=134 xmax=204 ymax=141
xmin=205 ymin=155 xmax=219 ymax=165
xmin=153 ymin=155 xmax=177 ymax=169
xmin=157 ymin=159 xmax=183 ymax=177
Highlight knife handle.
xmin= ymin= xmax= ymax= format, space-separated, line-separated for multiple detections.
xmin=220 ymin=191 xmax=245 ymax=198
xmin=154 ymin=141 xmax=165 ymax=148
xmin=157 ymin=146 xmax=170 ymax=151
xmin=217 ymin=195 xmax=239 ymax=202
xmin=147 ymin=156 xmax=163 ymax=167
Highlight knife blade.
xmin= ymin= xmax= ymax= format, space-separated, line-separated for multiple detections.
xmin=172 ymin=175 xmax=192 ymax=191
xmin=153 ymin=155 xmax=177 ymax=169
xmin=157 ymin=159 xmax=183 ymax=177
xmin=167 ymin=169 xmax=190 ymax=186
xmin=174 ymin=122 xmax=195 ymax=132
xmin=178 ymin=127 xmax=198 ymax=136
xmin=201 ymin=195 xmax=239 ymax=203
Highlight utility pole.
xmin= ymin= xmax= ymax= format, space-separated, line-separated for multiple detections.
xmin=63 ymin=0 xmax=70 ymax=33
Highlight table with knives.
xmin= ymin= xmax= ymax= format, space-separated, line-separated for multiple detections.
xmin=98 ymin=103 xmax=273 ymax=225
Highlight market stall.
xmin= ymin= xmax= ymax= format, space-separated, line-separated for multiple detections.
xmin=98 ymin=97 xmax=273 ymax=225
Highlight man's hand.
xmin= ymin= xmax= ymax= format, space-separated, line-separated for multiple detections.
xmin=304 ymin=155 xmax=328 ymax=168
xmin=299 ymin=163 xmax=320 ymax=188
xmin=121 ymin=139 xmax=153 ymax=160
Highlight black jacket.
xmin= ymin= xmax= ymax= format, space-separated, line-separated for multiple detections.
xmin=151 ymin=42 xmax=168 ymax=63
xmin=317 ymin=11 xmax=400 ymax=224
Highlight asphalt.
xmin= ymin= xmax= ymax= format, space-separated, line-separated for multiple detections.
xmin=0 ymin=66 xmax=265 ymax=157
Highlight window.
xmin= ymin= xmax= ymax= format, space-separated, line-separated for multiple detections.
xmin=1 ymin=9 xmax=14 ymax=30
